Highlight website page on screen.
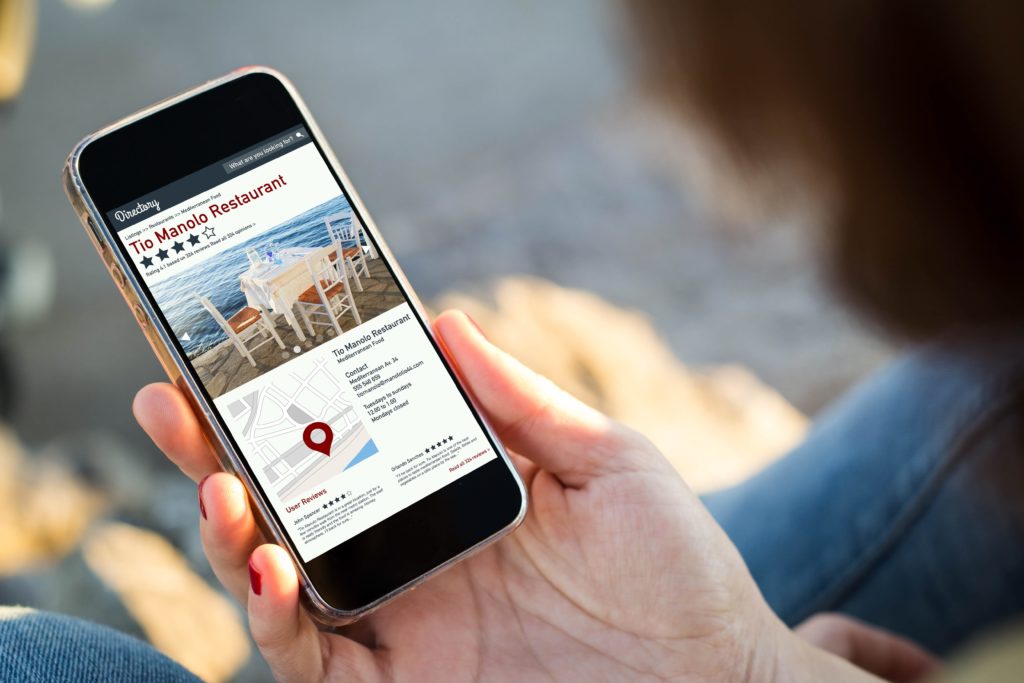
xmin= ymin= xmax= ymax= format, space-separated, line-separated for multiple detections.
xmin=106 ymin=127 xmax=498 ymax=561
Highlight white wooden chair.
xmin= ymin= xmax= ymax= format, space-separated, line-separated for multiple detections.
xmin=331 ymin=208 xmax=378 ymax=260
xmin=295 ymin=244 xmax=362 ymax=337
xmin=324 ymin=209 xmax=374 ymax=290
xmin=197 ymin=293 xmax=284 ymax=367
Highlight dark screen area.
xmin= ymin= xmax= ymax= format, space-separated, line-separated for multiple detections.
xmin=79 ymin=72 xmax=302 ymax=212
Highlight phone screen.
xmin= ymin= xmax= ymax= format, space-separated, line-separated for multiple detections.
xmin=103 ymin=124 xmax=502 ymax=563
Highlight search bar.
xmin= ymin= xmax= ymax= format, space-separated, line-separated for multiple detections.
xmin=222 ymin=126 xmax=311 ymax=174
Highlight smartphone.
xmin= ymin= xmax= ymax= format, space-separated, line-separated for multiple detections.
xmin=63 ymin=67 xmax=526 ymax=625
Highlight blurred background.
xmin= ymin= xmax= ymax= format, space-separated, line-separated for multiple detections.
xmin=0 ymin=1 xmax=890 ymax=680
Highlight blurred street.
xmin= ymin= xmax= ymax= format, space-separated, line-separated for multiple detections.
xmin=0 ymin=2 xmax=890 ymax=680
xmin=0 ymin=1 xmax=887 ymax=452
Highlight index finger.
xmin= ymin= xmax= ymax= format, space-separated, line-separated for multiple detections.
xmin=133 ymin=382 xmax=221 ymax=482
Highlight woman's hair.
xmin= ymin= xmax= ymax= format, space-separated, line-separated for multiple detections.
xmin=630 ymin=1 xmax=1024 ymax=339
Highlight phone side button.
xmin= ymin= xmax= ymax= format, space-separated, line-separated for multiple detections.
xmin=86 ymin=217 xmax=105 ymax=246
xmin=132 ymin=304 xmax=149 ymax=329
xmin=110 ymin=266 xmax=127 ymax=289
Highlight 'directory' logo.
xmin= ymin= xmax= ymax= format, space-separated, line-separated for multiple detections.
xmin=114 ymin=200 xmax=161 ymax=223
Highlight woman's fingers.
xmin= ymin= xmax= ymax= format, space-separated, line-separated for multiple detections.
xmin=796 ymin=613 xmax=940 ymax=683
xmin=433 ymin=310 xmax=643 ymax=487
xmin=134 ymin=382 xmax=220 ymax=482
xmin=198 ymin=472 xmax=264 ymax=604
xmin=247 ymin=545 xmax=375 ymax=683
xmin=202 ymin=482 xmax=377 ymax=682
xmin=246 ymin=545 xmax=323 ymax=682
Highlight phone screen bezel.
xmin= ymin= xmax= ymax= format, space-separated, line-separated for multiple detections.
xmin=76 ymin=71 xmax=525 ymax=613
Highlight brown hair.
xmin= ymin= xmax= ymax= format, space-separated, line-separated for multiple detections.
xmin=630 ymin=1 xmax=1024 ymax=339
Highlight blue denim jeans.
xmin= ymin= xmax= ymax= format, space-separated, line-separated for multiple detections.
xmin=705 ymin=333 xmax=1024 ymax=656
xmin=0 ymin=607 xmax=199 ymax=682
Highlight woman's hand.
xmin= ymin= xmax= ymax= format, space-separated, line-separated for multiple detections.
xmin=134 ymin=310 xmax=887 ymax=683
xmin=796 ymin=614 xmax=939 ymax=683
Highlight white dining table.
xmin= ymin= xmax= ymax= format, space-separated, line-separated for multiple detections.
xmin=240 ymin=247 xmax=317 ymax=342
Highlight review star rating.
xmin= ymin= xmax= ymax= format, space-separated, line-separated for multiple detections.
xmin=321 ymin=495 xmax=347 ymax=511
xmin=201 ymin=225 xmax=216 ymax=240
xmin=140 ymin=234 xmax=197 ymax=268
xmin=423 ymin=436 xmax=458 ymax=455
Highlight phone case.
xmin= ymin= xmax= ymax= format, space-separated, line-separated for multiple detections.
xmin=62 ymin=66 xmax=526 ymax=627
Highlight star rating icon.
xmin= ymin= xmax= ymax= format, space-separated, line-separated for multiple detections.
xmin=424 ymin=436 xmax=458 ymax=455
xmin=156 ymin=247 xmax=170 ymax=261
xmin=172 ymin=240 xmax=185 ymax=254
xmin=201 ymin=225 xmax=216 ymax=240
xmin=322 ymin=495 xmax=347 ymax=511
xmin=140 ymin=254 xmax=154 ymax=268
xmin=187 ymin=233 xmax=200 ymax=247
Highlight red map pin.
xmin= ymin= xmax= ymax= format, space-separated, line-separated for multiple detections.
xmin=303 ymin=422 xmax=334 ymax=456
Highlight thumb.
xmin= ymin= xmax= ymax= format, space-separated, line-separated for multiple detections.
xmin=433 ymin=310 xmax=645 ymax=487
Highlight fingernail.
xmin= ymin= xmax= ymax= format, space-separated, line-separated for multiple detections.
xmin=197 ymin=474 xmax=212 ymax=520
xmin=248 ymin=557 xmax=263 ymax=596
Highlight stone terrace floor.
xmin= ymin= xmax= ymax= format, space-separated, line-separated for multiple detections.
xmin=193 ymin=258 xmax=404 ymax=399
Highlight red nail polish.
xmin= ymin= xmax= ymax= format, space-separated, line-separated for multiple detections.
xmin=197 ymin=474 xmax=212 ymax=520
xmin=248 ymin=557 xmax=262 ymax=596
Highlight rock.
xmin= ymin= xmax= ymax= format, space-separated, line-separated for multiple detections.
xmin=36 ymin=430 xmax=208 ymax=568
xmin=5 ymin=521 xmax=252 ymax=682
xmin=27 ymin=544 xmax=142 ymax=642
xmin=0 ymin=428 xmax=257 ymax=681
xmin=78 ymin=523 xmax=250 ymax=683
xmin=433 ymin=277 xmax=808 ymax=492
xmin=0 ymin=426 xmax=106 ymax=574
